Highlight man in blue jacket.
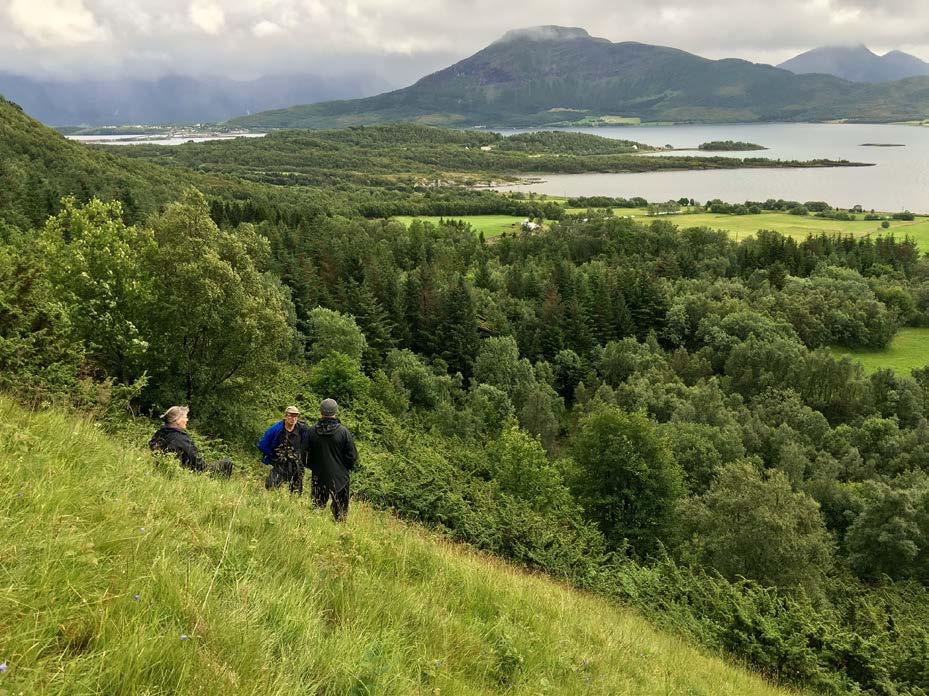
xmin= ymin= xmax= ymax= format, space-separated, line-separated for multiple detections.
xmin=257 ymin=405 xmax=309 ymax=494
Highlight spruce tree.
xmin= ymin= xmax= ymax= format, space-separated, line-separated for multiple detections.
xmin=436 ymin=275 xmax=480 ymax=379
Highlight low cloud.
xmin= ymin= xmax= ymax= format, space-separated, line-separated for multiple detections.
xmin=188 ymin=0 xmax=226 ymax=35
xmin=2 ymin=0 xmax=929 ymax=83
xmin=252 ymin=20 xmax=283 ymax=38
xmin=8 ymin=0 xmax=108 ymax=46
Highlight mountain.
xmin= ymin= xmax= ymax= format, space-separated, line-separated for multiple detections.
xmin=778 ymin=44 xmax=929 ymax=82
xmin=0 ymin=71 xmax=392 ymax=126
xmin=229 ymin=26 xmax=929 ymax=129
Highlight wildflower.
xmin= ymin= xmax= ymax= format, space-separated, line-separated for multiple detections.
xmin=180 ymin=634 xmax=189 ymax=641
xmin=139 ymin=527 xmax=146 ymax=533
xmin=15 ymin=491 xmax=23 ymax=498
xmin=0 ymin=662 xmax=7 ymax=673
xmin=133 ymin=594 xmax=141 ymax=602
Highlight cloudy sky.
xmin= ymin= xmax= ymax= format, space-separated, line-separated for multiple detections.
xmin=2 ymin=0 xmax=928 ymax=85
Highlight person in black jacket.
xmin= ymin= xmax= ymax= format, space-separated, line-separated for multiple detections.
xmin=149 ymin=406 xmax=233 ymax=477
xmin=257 ymin=405 xmax=310 ymax=494
xmin=306 ymin=398 xmax=358 ymax=521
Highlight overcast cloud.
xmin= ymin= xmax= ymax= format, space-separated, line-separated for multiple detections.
xmin=2 ymin=0 xmax=929 ymax=84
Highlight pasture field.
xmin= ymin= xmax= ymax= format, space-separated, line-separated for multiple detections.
xmin=0 ymin=396 xmax=795 ymax=696
xmin=831 ymin=327 xmax=929 ymax=375
xmin=395 ymin=208 xmax=929 ymax=249
xmin=667 ymin=212 xmax=929 ymax=244
xmin=392 ymin=214 xmax=548 ymax=237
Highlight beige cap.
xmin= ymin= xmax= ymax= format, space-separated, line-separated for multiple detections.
xmin=284 ymin=405 xmax=301 ymax=415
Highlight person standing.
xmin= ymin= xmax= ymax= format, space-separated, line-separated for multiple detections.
xmin=149 ymin=406 xmax=233 ymax=477
xmin=258 ymin=405 xmax=309 ymax=494
xmin=306 ymin=398 xmax=358 ymax=521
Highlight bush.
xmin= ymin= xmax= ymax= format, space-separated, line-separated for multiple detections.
xmin=308 ymin=352 xmax=370 ymax=407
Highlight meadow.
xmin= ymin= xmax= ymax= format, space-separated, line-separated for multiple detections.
xmin=831 ymin=327 xmax=929 ymax=375
xmin=0 ymin=396 xmax=795 ymax=696
xmin=397 ymin=207 xmax=929 ymax=246
xmin=392 ymin=214 xmax=548 ymax=238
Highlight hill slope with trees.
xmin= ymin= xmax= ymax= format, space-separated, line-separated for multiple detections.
xmin=0 ymin=396 xmax=795 ymax=695
xmin=5 ymin=87 xmax=929 ymax=696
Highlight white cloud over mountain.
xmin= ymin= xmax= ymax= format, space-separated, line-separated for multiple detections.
xmin=1 ymin=0 xmax=928 ymax=83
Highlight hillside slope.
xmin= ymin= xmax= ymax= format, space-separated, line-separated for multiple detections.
xmin=228 ymin=25 xmax=929 ymax=129
xmin=0 ymin=396 xmax=793 ymax=695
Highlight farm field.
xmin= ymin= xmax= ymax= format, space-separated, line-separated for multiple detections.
xmin=395 ymin=208 xmax=929 ymax=248
xmin=565 ymin=207 xmax=929 ymax=243
xmin=392 ymin=214 xmax=549 ymax=237
xmin=831 ymin=327 xmax=929 ymax=374
xmin=666 ymin=211 xmax=929 ymax=244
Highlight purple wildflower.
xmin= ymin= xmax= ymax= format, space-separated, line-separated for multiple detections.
xmin=0 ymin=662 xmax=7 ymax=673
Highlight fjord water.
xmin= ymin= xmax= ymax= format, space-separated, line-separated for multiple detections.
xmin=495 ymin=123 xmax=929 ymax=212
xmin=67 ymin=133 xmax=265 ymax=146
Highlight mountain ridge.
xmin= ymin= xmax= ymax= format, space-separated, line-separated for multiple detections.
xmin=228 ymin=26 xmax=929 ymax=129
xmin=0 ymin=71 xmax=393 ymax=126
xmin=778 ymin=44 xmax=929 ymax=82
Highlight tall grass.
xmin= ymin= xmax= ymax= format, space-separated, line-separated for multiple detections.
xmin=0 ymin=397 xmax=794 ymax=694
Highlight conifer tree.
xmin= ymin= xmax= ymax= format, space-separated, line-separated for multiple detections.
xmin=436 ymin=275 xmax=480 ymax=379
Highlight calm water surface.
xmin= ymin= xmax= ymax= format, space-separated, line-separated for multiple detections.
xmin=493 ymin=123 xmax=929 ymax=212
xmin=68 ymin=133 xmax=265 ymax=146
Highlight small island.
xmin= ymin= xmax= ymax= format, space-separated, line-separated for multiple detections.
xmin=698 ymin=140 xmax=767 ymax=151
xmin=859 ymin=143 xmax=906 ymax=147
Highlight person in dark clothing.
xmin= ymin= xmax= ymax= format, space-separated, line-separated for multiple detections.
xmin=257 ymin=405 xmax=310 ymax=494
xmin=306 ymin=398 xmax=358 ymax=521
xmin=149 ymin=406 xmax=233 ymax=477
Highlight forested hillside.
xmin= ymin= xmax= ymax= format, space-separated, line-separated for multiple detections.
xmin=4 ymin=99 xmax=929 ymax=695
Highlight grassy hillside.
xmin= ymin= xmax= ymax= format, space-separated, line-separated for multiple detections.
xmin=228 ymin=26 xmax=929 ymax=130
xmin=0 ymin=396 xmax=796 ymax=695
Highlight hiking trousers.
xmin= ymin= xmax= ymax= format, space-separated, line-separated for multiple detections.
xmin=312 ymin=479 xmax=349 ymax=521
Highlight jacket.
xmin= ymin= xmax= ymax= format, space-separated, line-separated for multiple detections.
xmin=149 ymin=426 xmax=206 ymax=472
xmin=306 ymin=418 xmax=357 ymax=493
xmin=257 ymin=420 xmax=310 ymax=467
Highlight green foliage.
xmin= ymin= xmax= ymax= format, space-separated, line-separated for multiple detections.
xmin=569 ymin=407 xmax=684 ymax=555
xmin=846 ymin=479 xmax=929 ymax=583
xmin=487 ymin=424 xmax=575 ymax=513
xmin=41 ymin=197 xmax=154 ymax=382
xmin=307 ymin=306 xmax=367 ymax=365
xmin=679 ymin=461 xmax=835 ymax=593
xmin=0 ymin=237 xmax=82 ymax=398
xmin=698 ymin=141 xmax=766 ymax=151
xmin=143 ymin=190 xmax=296 ymax=413
xmin=308 ymin=353 xmax=370 ymax=407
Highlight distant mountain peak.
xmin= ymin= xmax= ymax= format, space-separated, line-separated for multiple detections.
xmin=495 ymin=26 xmax=592 ymax=44
xmin=778 ymin=44 xmax=929 ymax=82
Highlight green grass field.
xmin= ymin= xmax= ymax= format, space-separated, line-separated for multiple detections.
xmin=666 ymin=212 xmax=929 ymax=244
xmin=393 ymin=215 xmax=547 ymax=238
xmin=396 ymin=208 xmax=929 ymax=248
xmin=0 ymin=396 xmax=796 ymax=695
xmin=831 ymin=327 xmax=929 ymax=375
xmin=565 ymin=207 xmax=929 ymax=245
